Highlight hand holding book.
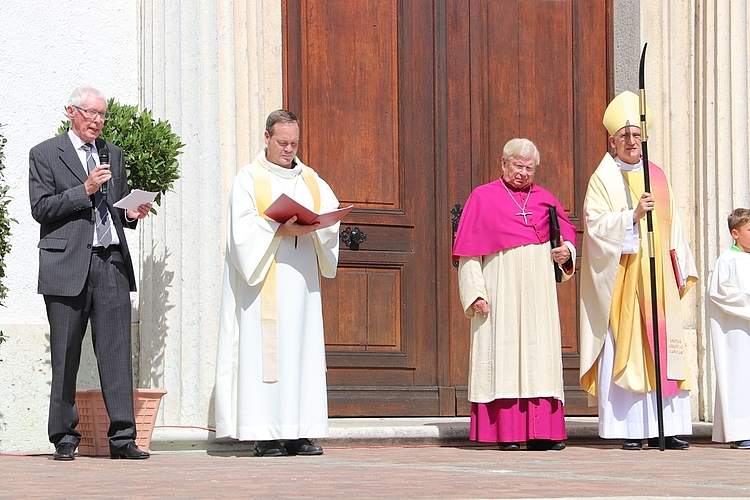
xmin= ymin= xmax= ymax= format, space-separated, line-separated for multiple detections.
xmin=263 ymin=193 xmax=353 ymax=230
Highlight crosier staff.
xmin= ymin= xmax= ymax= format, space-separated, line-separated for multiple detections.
xmin=638 ymin=43 xmax=666 ymax=452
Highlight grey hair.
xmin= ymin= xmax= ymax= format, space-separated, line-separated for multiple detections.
xmin=503 ymin=138 xmax=540 ymax=166
xmin=67 ymin=86 xmax=107 ymax=108
xmin=265 ymin=110 xmax=299 ymax=136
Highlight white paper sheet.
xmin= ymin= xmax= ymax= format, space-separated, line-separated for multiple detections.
xmin=113 ymin=189 xmax=158 ymax=210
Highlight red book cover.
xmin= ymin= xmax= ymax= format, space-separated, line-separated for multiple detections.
xmin=670 ymin=249 xmax=686 ymax=290
xmin=263 ymin=193 xmax=353 ymax=229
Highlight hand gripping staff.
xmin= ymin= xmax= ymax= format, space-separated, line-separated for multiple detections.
xmin=639 ymin=43 xmax=666 ymax=452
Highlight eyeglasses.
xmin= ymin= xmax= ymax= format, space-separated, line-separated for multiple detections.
xmin=615 ymin=132 xmax=642 ymax=142
xmin=72 ymin=105 xmax=108 ymax=120
xmin=506 ymin=162 xmax=537 ymax=174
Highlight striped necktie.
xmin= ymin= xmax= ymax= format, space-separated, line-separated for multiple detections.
xmin=82 ymin=143 xmax=112 ymax=248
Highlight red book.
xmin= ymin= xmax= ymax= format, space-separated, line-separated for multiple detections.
xmin=263 ymin=193 xmax=353 ymax=229
xmin=670 ymin=249 xmax=686 ymax=290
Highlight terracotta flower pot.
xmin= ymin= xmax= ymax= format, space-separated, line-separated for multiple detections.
xmin=75 ymin=388 xmax=167 ymax=456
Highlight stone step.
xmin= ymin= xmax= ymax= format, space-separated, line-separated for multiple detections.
xmin=150 ymin=417 xmax=714 ymax=452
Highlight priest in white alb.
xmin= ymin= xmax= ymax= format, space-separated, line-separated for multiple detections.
xmin=579 ymin=91 xmax=698 ymax=450
xmin=707 ymin=208 xmax=750 ymax=449
xmin=214 ymin=110 xmax=341 ymax=457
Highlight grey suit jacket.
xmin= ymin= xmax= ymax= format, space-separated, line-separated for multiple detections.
xmin=29 ymin=132 xmax=137 ymax=297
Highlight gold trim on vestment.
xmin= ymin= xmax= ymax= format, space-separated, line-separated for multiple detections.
xmin=607 ymin=171 xmax=689 ymax=393
xmin=251 ymin=160 xmax=321 ymax=382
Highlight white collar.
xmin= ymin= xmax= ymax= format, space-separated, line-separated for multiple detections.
xmin=614 ymin=155 xmax=642 ymax=172
xmin=256 ymin=150 xmax=302 ymax=179
xmin=67 ymin=129 xmax=95 ymax=151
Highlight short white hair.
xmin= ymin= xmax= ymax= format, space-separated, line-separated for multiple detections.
xmin=503 ymin=138 xmax=540 ymax=166
xmin=67 ymin=86 xmax=107 ymax=108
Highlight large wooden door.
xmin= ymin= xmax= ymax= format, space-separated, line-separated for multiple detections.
xmin=284 ymin=0 xmax=610 ymax=416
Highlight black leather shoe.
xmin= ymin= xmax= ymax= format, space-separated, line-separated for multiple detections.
xmin=110 ymin=441 xmax=150 ymax=460
xmin=284 ymin=438 xmax=323 ymax=456
xmin=621 ymin=439 xmax=642 ymax=450
xmin=527 ymin=439 xmax=566 ymax=451
xmin=53 ymin=442 xmax=76 ymax=461
xmin=648 ymin=436 xmax=689 ymax=450
xmin=497 ymin=442 xmax=520 ymax=451
xmin=253 ymin=440 xmax=289 ymax=457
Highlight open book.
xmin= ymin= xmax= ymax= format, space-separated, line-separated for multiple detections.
xmin=263 ymin=193 xmax=353 ymax=229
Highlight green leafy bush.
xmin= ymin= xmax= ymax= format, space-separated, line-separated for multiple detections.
xmin=59 ymin=99 xmax=184 ymax=208
xmin=0 ymin=125 xmax=16 ymax=345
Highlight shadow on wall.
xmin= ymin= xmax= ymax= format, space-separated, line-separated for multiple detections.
xmin=138 ymin=243 xmax=174 ymax=389
xmin=73 ymin=244 xmax=174 ymax=390
xmin=208 ymin=385 xmax=216 ymax=431
xmin=76 ymin=327 xmax=137 ymax=389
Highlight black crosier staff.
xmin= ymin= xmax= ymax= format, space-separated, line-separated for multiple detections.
xmin=638 ymin=43 xmax=666 ymax=452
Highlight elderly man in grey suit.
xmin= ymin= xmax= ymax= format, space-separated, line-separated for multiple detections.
xmin=29 ymin=86 xmax=152 ymax=461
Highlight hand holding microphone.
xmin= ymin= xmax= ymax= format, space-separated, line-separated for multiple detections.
xmin=98 ymin=145 xmax=110 ymax=197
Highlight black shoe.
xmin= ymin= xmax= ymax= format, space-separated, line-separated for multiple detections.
xmin=497 ymin=442 xmax=520 ymax=451
xmin=621 ymin=439 xmax=642 ymax=450
xmin=284 ymin=438 xmax=323 ymax=456
xmin=253 ymin=440 xmax=289 ymax=457
xmin=647 ymin=436 xmax=689 ymax=450
xmin=110 ymin=441 xmax=150 ymax=460
xmin=53 ymin=442 xmax=76 ymax=461
xmin=549 ymin=441 xmax=566 ymax=451
xmin=527 ymin=439 xmax=566 ymax=451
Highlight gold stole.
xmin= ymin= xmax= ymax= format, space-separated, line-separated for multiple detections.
xmin=251 ymin=160 xmax=320 ymax=382
xmin=609 ymin=172 xmax=655 ymax=392
xmin=608 ymin=171 xmax=688 ymax=394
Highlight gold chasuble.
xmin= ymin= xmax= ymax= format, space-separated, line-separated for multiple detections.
xmin=251 ymin=161 xmax=321 ymax=382
xmin=579 ymin=154 xmax=698 ymax=400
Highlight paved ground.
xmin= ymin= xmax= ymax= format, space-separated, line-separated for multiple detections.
xmin=2 ymin=440 xmax=750 ymax=499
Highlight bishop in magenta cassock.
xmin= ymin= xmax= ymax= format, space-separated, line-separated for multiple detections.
xmin=452 ymin=138 xmax=576 ymax=451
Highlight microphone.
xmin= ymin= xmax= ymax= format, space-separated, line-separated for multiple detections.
xmin=98 ymin=145 xmax=110 ymax=196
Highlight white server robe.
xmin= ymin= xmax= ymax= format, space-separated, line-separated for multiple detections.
xmin=708 ymin=248 xmax=750 ymax=442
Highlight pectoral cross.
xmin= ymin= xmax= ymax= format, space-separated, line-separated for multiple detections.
xmin=516 ymin=209 xmax=532 ymax=225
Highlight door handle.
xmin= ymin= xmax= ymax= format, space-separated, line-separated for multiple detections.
xmin=340 ymin=226 xmax=367 ymax=250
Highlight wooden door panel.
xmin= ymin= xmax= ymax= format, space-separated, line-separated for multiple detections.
xmin=518 ymin=2 xmax=574 ymax=204
xmin=323 ymin=267 xmax=402 ymax=352
xmin=471 ymin=1 xmax=574 ymax=203
xmin=300 ymin=0 xmax=400 ymax=210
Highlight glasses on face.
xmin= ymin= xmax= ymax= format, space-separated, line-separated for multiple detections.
xmin=507 ymin=162 xmax=536 ymax=174
xmin=616 ymin=132 xmax=642 ymax=142
xmin=72 ymin=105 xmax=108 ymax=120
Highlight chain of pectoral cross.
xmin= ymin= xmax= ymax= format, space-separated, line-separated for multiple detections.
xmin=501 ymin=181 xmax=532 ymax=225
